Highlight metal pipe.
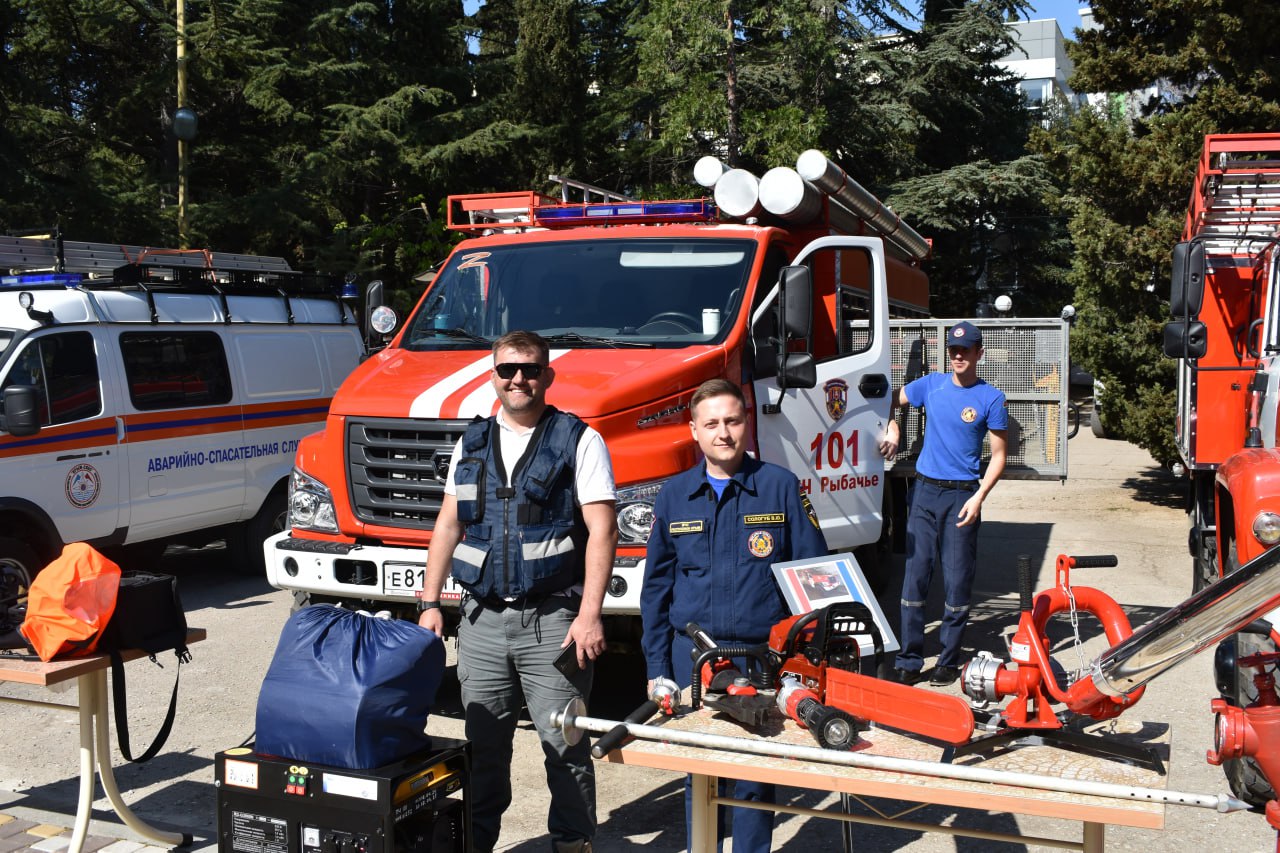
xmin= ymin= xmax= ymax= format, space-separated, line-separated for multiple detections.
xmin=795 ymin=149 xmax=931 ymax=261
xmin=551 ymin=703 xmax=1247 ymax=813
xmin=1088 ymin=544 xmax=1280 ymax=697
xmin=713 ymin=168 xmax=762 ymax=219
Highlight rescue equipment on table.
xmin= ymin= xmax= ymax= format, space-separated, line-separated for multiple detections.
xmin=18 ymin=542 xmax=121 ymax=660
xmin=255 ymin=605 xmax=446 ymax=770
xmin=590 ymin=677 xmax=679 ymax=758
xmin=955 ymin=554 xmax=1161 ymax=770
xmin=767 ymin=602 xmax=973 ymax=747
xmin=687 ymin=622 xmax=778 ymax=728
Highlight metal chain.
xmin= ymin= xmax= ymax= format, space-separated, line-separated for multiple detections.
xmin=1065 ymin=582 xmax=1089 ymax=682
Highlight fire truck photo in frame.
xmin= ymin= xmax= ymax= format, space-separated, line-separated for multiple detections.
xmin=771 ymin=554 xmax=900 ymax=654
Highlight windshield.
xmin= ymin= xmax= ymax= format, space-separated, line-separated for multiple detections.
xmin=401 ymin=237 xmax=755 ymax=350
xmin=0 ymin=330 xmax=15 ymax=366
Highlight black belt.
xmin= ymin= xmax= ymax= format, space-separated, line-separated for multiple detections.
xmin=916 ymin=473 xmax=980 ymax=492
xmin=474 ymin=590 xmax=579 ymax=611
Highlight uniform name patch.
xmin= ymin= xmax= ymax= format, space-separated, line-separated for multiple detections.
xmin=743 ymin=513 xmax=785 ymax=525
xmin=669 ymin=520 xmax=705 ymax=535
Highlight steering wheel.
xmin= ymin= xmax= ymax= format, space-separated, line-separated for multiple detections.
xmin=640 ymin=311 xmax=699 ymax=331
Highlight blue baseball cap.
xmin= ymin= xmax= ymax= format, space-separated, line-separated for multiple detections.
xmin=947 ymin=321 xmax=983 ymax=347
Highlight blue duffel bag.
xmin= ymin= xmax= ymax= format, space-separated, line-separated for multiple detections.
xmin=255 ymin=606 xmax=445 ymax=769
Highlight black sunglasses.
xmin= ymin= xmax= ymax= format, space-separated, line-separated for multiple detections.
xmin=494 ymin=362 xmax=547 ymax=380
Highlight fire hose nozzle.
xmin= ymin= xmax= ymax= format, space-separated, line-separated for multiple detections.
xmin=778 ymin=677 xmax=862 ymax=751
xmin=650 ymin=676 xmax=680 ymax=715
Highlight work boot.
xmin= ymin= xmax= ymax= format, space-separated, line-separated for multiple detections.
xmin=930 ymin=665 xmax=961 ymax=686
xmin=891 ymin=666 xmax=925 ymax=686
xmin=552 ymin=841 xmax=592 ymax=853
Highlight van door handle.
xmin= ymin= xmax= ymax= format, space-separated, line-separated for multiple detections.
xmin=859 ymin=374 xmax=889 ymax=398
xmin=116 ymin=416 xmax=127 ymax=442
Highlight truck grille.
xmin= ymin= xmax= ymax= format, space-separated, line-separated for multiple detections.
xmin=347 ymin=417 xmax=471 ymax=530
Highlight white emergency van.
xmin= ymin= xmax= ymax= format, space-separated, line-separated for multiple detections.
xmin=0 ymin=235 xmax=364 ymax=583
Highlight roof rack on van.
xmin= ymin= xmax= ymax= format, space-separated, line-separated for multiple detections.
xmin=1 ymin=233 xmax=350 ymax=326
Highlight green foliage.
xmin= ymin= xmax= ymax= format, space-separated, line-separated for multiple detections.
xmin=1034 ymin=0 xmax=1280 ymax=465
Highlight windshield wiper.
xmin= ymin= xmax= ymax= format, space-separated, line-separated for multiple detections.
xmin=428 ymin=327 xmax=491 ymax=345
xmin=542 ymin=332 xmax=653 ymax=348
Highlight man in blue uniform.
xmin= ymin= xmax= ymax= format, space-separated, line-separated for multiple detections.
xmin=878 ymin=320 xmax=1007 ymax=686
xmin=641 ymin=378 xmax=828 ymax=853
xmin=418 ymin=331 xmax=618 ymax=853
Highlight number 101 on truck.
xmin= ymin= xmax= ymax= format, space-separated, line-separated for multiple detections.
xmin=265 ymin=151 xmax=933 ymax=644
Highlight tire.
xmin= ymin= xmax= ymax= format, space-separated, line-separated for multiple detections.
xmin=1090 ymin=407 xmax=1106 ymax=438
xmin=231 ymin=489 xmax=288 ymax=577
xmin=1223 ymin=631 xmax=1278 ymax=809
xmin=0 ymin=536 xmax=45 ymax=589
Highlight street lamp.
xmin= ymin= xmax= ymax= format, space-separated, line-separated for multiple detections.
xmin=175 ymin=0 xmax=197 ymax=247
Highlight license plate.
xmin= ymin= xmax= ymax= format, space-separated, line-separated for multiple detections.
xmin=382 ymin=562 xmax=462 ymax=602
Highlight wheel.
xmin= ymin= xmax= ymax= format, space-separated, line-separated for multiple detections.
xmin=1090 ymin=407 xmax=1107 ymax=438
xmin=0 ymin=536 xmax=44 ymax=589
xmin=231 ymin=489 xmax=288 ymax=576
xmin=640 ymin=311 xmax=699 ymax=331
xmin=1223 ymin=631 xmax=1278 ymax=809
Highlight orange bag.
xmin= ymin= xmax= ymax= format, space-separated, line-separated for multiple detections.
xmin=20 ymin=543 xmax=121 ymax=661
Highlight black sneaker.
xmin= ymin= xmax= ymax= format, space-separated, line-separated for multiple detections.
xmin=891 ymin=667 xmax=925 ymax=685
xmin=930 ymin=665 xmax=961 ymax=686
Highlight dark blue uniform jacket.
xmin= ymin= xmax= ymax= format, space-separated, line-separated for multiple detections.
xmin=641 ymin=455 xmax=828 ymax=681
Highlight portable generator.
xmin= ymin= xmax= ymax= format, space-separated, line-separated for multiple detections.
xmin=215 ymin=737 xmax=470 ymax=853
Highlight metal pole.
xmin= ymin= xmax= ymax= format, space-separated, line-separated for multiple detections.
xmin=552 ymin=704 xmax=1247 ymax=813
xmin=176 ymin=0 xmax=189 ymax=249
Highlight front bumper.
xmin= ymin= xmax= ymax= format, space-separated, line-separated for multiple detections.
xmin=264 ymin=530 xmax=646 ymax=614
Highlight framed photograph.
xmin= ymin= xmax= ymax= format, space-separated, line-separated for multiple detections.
xmin=771 ymin=554 xmax=900 ymax=654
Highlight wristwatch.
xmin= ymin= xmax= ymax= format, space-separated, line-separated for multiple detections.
xmin=416 ymin=598 xmax=441 ymax=612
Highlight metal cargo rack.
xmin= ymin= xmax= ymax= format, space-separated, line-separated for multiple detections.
xmin=1 ymin=233 xmax=349 ymax=324
xmin=887 ymin=318 xmax=1070 ymax=481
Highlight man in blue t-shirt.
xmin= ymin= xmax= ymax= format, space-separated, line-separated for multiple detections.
xmin=878 ymin=320 xmax=1008 ymax=686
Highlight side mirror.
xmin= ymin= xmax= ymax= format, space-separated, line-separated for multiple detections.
xmin=1162 ymin=320 xmax=1207 ymax=359
xmin=779 ymin=266 xmax=812 ymax=338
xmin=1 ymin=386 xmax=40 ymax=437
xmin=778 ymin=352 xmax=817 ymax=390
xmin=1170 ymin=241 xmax=1206 ymax=319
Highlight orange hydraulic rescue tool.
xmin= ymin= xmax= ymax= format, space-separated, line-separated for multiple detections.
xmin=768 ymin=602 xmax=975 ymax=746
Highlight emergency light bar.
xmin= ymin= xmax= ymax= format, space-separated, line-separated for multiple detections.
xmin=1 ymin=273 xmax=84 ymax=288
xmin=447 ymin=192 xmax=716 ymax=232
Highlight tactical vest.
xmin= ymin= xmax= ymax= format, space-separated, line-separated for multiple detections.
xmin=450 ymin=407 xmax=588 ymax=600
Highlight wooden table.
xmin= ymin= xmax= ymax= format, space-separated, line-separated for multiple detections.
xmin=604 ymin=704 xmax=1170 ymax=852
xmin=0 ymin=629 xmax=205 ymax=853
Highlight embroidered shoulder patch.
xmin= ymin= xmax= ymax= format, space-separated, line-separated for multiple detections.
xmin=801 ymin=491 xmax=821 ymax=529
xmin=669 ymin=520 xmax=705 ymax=535
xmin=743 ymin=513 xmax=785 ymax=526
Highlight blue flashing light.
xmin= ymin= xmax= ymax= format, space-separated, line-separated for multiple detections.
xmin=534 ymin=199 xmax=715 ymax=227
xmin=1 ymin=273 xmax=84 ymax=288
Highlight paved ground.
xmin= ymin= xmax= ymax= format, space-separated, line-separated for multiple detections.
xmin=1 ymin=426 xmax=1278 ymax=851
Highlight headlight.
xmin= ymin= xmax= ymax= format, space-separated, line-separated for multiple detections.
xmin=616 ymin=479 xmax=668 ymax=545
xmin=289 ymin=467 xmax=339 ymax=533
xmin=1253 ymin=511 xmax=1280 ymax=546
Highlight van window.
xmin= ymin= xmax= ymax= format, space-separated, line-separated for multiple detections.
xmin=121 ymin=331 xmax=232 ymax=410
xmin=0 ymin=331 xmax=102 ymax=425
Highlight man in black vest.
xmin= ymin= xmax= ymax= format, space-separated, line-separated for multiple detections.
xmin=418 ymin=331 xmax=618 ymax=853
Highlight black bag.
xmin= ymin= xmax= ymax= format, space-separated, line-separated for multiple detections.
xmin=102 ymin=571 xmax=191 ymax=763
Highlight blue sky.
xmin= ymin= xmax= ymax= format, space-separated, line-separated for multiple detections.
xmin=1023 ymin=0 xmax=1092 ymax=37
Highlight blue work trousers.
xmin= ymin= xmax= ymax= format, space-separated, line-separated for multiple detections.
xmin=670 ymin=632 xmax=775 ymax=853
xmin=896 ymin=479 xmax=980 ymax=672
xmin=457 ymin=595 xmax=595 ymax=852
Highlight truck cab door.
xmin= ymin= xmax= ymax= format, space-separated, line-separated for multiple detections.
xmin=751 ymin=236 xmax=892 ymax=552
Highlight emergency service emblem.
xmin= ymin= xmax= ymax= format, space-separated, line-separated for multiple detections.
xmin=823 ymin=379 xmax=849 ymax=421
xmin=65 ymin=463 xmax=101 ymax=508
xmin=961 ymin=407 xmax=978 ymax=423
xmin=747 ymin=530 xmax=775 ymax=558
xmin=801 ymin=491 xmax=820 ymax=529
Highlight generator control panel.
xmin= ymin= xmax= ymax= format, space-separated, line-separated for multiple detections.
xmin=215 ymin=737 xmax=470 ymax=853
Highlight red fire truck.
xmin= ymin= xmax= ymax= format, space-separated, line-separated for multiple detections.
xmin=1164 ymin=132 xmax=1280 ymax=805
xmin=265 ymin=154 xmax=1069 ymax=648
